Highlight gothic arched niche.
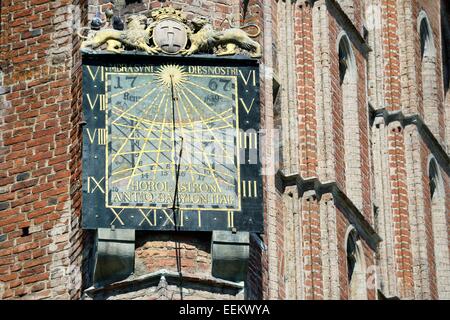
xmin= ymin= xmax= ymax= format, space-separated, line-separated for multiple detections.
xmin=346 ymin=228 xmax=368 ymax=300
xmin=441 ymin=1 xmax=450 ymax=98
xmin=419 ymin=16 xmax=434 ymax=60
xmin=339 ymin=35 xmax=356 ymax=85
xmin=338 ymin=34 xmax=363 ymax=209
xmin=418 ymin=12 xmax=439 ymax=137
xmin=427 ymin=157 xmax=450 ymax=298
xmin=428 ymin=158 xmax=441 ymax=200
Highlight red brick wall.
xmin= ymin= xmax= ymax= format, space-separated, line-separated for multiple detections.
xmin=335 ymin=207 xmax=377 ymax=300
xmin=325 ymin=3 xmax=377 ymax=299
xmin=0 ymin=0 xmax=448 ymax=300
xmin=413 ymin=0 xmax=446 ymax=143
xmin=336 ymin=207 xmax=348 ymax=299
xmin=388 ymin=124 xmax=415 ymax=297
xmin=419 ymin=139 xmax=439 ymax=298
xmin=381 ymin=0 xmax=402 ymax=112
xmin=376 ymin=0 xmax=449 ymax=299
xmin=328 ymin=6 xmax=372 ymax=221
xmin=361 ymin=237 xmax=377 ymax=300
xmin=329 ymin=16 xmax=347 ymax=192
xmin=301 ymin=195 xmax=323 ymax=299
xmin=135 ymin=232 xmax=211 ymax=274
xmin=246 ymin=232 xmax=265 ymax=299
xmin=245 ymin=0 xmax=270 ymax=300
xmin=296 ymin=2 xmax=317 ymax=179
xmin=0 ymin=0 xmax=87 ymax=299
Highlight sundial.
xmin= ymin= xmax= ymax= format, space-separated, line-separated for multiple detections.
xmin=81 ymin=54 xmax=263 ymax=232
xmin=106 ymin=64 xmax=240 ymax=212
xmin=80 ymin=0 xmax=265 ymax=233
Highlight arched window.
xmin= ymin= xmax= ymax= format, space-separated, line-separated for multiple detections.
xmin=346 ymin=228 xmax=367 ymax=299
xmin=442 ymin=36 xmax=449 ymax=97
xmin=441 ymin=1 xmax=450 ymax=103
xmin=428 ymin=157 xmax=450 ymax=298
xmin=428 ymin=158 xmax=440 ymax=200
xmin=338 ymin=34 xmax=363 ymax=209
xmin=339 ymin=35 xmax=356 ymax=85
xmin=418 ymin=12 xmax=439 ymax=138
xmin=419 ymin=17 xmax=434 ymax=60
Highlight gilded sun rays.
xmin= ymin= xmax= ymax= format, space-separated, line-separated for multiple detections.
xmin=106 ymin=65 xmax=239 ymax=209
xmin=156 ymin=64 xmax=187 ymax=89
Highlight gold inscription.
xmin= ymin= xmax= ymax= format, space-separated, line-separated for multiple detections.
xmin=86 ymin=94 xmax=106 ymax=111
xmin=87 ymin=128 xmax=106 ymax=145
xmin=187 ymin=66 xmax=238 ymax=76
xmin=87 ymin=66 xmax=104 ymax=81
xmin=240 ymin=97 xmax=255 ymax=114
xmin=227 ymin=211 xmax=235 ymax=228
xmin=87 ymin=176 xmax=105 ymax=194
xmin=242 ymin=180 xmax=258 ymax=198
xmin=239 ymin=70 xmax=256 ymax=86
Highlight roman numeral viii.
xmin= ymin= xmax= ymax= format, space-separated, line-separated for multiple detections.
xmin=86 ymin=128 xmax=106 ymax=145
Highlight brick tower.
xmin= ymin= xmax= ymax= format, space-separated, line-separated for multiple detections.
xmin=0 ymin=0 xmax=448 ymax=300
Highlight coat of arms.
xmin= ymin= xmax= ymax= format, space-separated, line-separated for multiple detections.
xmin=150 ymin=7 xmax=189 ymax=55
xmin=79 ymin=6 xmax=262 ymax=58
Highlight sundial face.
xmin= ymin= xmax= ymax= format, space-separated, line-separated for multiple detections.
xmin=81 ymin=54 xmax=263 ymax=232
xmin=106 ymin=64 xmax=240 ymax=211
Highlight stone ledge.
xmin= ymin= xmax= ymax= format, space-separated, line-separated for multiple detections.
xmin=373 ymin=108 xmax=450 ymax=177
xmin=275 ymin=171 xmax=381 ymax=251
xmin=80 ymin=49 xmax=260 ymax=65
xmin=325 ymin=0 xmax=371 ymax=57
xmin=83 ymin=269 xmax=244 ymax=299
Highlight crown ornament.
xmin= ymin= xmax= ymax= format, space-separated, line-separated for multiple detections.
xmin=150 ymin=6 xmax=187 ymax=23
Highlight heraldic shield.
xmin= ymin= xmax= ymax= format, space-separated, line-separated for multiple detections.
xmin=153 ymin=19 xmax=188 ymax=55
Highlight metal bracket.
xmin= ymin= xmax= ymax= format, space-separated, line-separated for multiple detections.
xmin=211 ymin=231 xmax=250 ymax=283
xmin=93 ymin=228 xmax=135 ymax=287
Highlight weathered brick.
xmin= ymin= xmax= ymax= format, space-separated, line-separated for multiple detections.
xmin=0 ymin=0 xmax=448 ymax=302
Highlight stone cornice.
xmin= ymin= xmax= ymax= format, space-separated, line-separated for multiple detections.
xmin=373 ymin=109 xmax=450 ymax=177
xmin=303 ymin=0 xmax=371 ymax=57
xmin=83 ymin=269 xmax=244 ymax=299
xmin=326 ymin=0 xmax=371 ymax=57
xmin=275 ymin=171 xmax=382 ymax=251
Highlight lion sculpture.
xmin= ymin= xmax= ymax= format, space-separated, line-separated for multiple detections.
xmin=79 ymin=14 xmax=158 ymax=54
xmin=182 ymin=17 xmax=262 ymax=58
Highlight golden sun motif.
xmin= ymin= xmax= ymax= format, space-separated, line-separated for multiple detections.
xmin=156 ymin=64 xmax=187 ymax=89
